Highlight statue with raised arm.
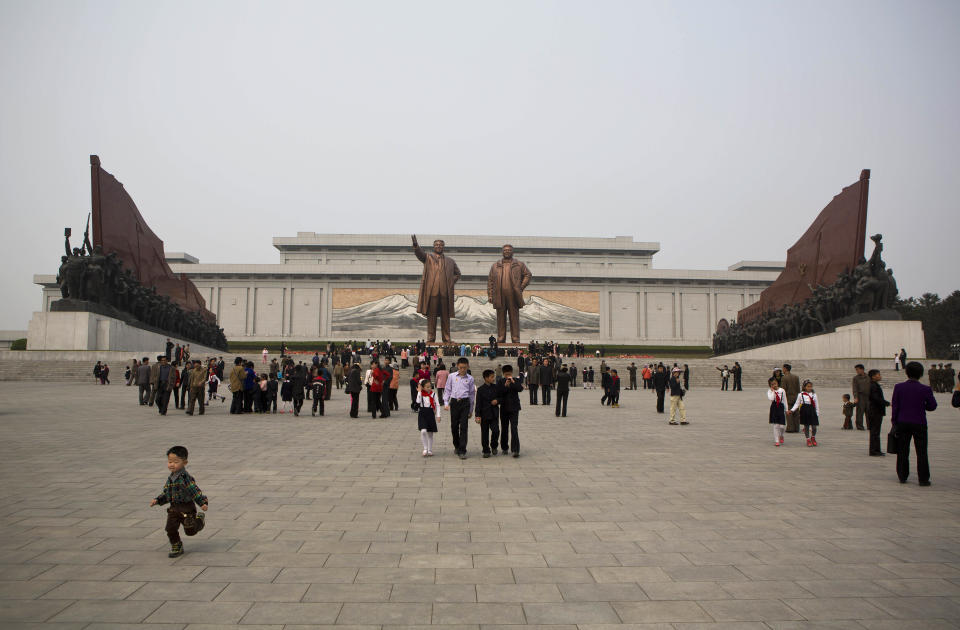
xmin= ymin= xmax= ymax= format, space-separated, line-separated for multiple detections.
xmin=487 ymin=244 xmax=532 ymax=343
xmin=411 ymin=235 xmax=461 ymax=343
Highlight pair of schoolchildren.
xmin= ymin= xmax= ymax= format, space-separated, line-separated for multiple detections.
xmin=415 ymin=365 xmax=524 ymax=458
xmin=768 ymin=377 xmax=820 ymax=446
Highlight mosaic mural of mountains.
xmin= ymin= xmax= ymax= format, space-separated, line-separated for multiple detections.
xmin=331 ymin=294 xmax=599 ymax=339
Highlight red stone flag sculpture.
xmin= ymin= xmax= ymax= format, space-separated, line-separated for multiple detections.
xmin=89 ymin=155 xmax=214 ymax=321
xmin=738 ymin=169 xmax=870 ymax=323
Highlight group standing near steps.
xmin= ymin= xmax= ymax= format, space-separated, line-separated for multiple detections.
xmin=117 ymin=340 xmax=958 ymax=487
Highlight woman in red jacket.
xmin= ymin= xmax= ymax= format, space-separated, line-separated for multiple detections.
xmin=369 ymin=362 xmax=385 ymax=419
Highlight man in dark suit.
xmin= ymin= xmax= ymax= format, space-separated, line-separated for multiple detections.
xmin=497 ymin=365 xmax=524 ymax=457
xmin=555 ymin=365 xmax=571 ymax=417
xmin=652 ymin=364 xmax=668 ymax=413
xmin=539 ymin=359 xmax=553 ymax=405
xmin=866 ymin=369 xmax=889 ymax=456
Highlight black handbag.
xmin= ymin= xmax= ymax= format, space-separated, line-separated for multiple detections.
xmin=952 ymin=390 xmax=960 ymax=408
xmin=886 ymin=429 xmax=898 ymax=455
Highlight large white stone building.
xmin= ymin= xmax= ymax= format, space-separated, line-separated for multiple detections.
xmin=35 ymin=233 xmax=782 ymax=346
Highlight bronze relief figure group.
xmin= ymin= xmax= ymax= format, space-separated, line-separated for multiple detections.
xmin=411 ymin=235 xmax=532 ymax=344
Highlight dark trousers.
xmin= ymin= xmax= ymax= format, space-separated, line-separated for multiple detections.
xmin=843 ymin=413 xmax=854 ymax=430
xmin=156 ymin=383 xmax=172 ymax=415
xmin=312 ymin=395 xmax=324 ymax=415
xmin=139 ymin=383 xmax=152 ymax=405
xmin=380 ymin=389 xmax=391 ymax=418
xmin=369 ymin=390 xmax=382 ymax=418
xmin=867 ymin=412 xmax=883 ymax=454
xmin=179 ymin=382 xmax=189 ymax=408
xmin=480 ymin=410 xmax=500 ymax=454
xmin=350 ymin=392 xmax=359 ymax=417
xmin=896 ymin=424 xmax=929 ymax=483
xmin=172 ymin=387 xmax=180 ymax=408
xmin=555 ymin=390 xmax=569 ymax=416
xmin=230 ymin=390 xmax=243 ymax=414
xmin=165 ymin=502 xmax=196 ymax=544
xmin=500 ymin=409 xmax=519 ymax=453
xmin=629 ymin=376 xmax=637 ymax=390
xmin=720 ymin=377 xmax=729 ymax=391
xmin=855 ymin=400 xmax=867 ymax=429
xmin=541 ymin=384 xmax=550 ymax=404
xmin=684 ymin=377 xmax=690 ymax=390
xmin=656 ymin=389 xmax=665 ymax=413
xmin=529 ymin=384 xmax=538 ymax=405
xmin=449 ymin=398 xmax=471 ymax=453
xmin=187 ymin=387 xmax=205 ymax=415
xmin=293 ymin=396 xmax=304 ymax=415
xmin=243 ymin=389 xmax=254 ymax=412
xmin=389 ymin=389 xmax=399 ymax=411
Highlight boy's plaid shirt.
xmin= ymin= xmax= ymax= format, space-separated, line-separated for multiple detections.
xmin=155 ymin=469 xmax=208 ymax=506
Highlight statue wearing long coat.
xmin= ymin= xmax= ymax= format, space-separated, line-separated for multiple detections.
xmin=413 ymin=244 xmax=460 ymax=316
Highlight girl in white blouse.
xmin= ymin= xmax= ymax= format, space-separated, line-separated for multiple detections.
xmin=767 ymin=377 xmax=788 ymax=446
xmin=790 ymin=379 xmax=821 ymax=447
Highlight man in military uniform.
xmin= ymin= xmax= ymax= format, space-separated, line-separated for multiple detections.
xmin=851 ymin=364 xmax=870 ymax=430
xmin=929 ymin=364 xmax=941 ymax=392
xmin=781 ymin=363 xmax=801 ymax=432
xmin=487 ymin=244 xmax=532 ymax=344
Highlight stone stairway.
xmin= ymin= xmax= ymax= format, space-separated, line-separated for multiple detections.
xmin=0 ymin=360 xmax=103 ymax=382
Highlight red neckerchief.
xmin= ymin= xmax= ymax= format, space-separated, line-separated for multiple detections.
xmin=774 ymin=390 xmax=781 ymax=405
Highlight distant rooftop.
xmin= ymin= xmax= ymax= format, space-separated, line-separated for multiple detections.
xmin=273 ymin=233 xmax=661 ymax=255
xmin=728 ymin=261 xmax=785 ymax=272
xmin=165 ymin=252 xmax=199 ymax=265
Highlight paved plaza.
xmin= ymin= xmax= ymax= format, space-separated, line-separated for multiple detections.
xmin=1 ymin=379 xmax=959 ymax=629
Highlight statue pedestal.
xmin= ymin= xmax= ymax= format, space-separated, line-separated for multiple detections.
xmin=27 ymin=310 xmax=221 ymax=355
xmin=715 ymin=320 xmax=925 ymax=360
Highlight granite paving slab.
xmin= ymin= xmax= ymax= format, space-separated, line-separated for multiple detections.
xmin=0 ymin=381 xmax=957 ymax=628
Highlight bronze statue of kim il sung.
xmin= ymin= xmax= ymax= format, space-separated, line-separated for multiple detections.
xmin=412 ymin=235 xmax=461 ymax=343
xmin=488 ymin=244 xmax=532 ymax=343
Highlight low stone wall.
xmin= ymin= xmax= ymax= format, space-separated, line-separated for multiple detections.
xmin=715 ymin=320 xmax=926 ymax=361
xmin=26 ymin=311 xmax=221 ymax=356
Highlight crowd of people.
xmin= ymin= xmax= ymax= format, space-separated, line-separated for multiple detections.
xmin=128 ymin=341 xmax=960 ymax=562
xmin=115 ymin=338 xmax=960 ymax=490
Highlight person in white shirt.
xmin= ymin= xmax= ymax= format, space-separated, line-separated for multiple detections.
xmin=790 ymin=380 xmax=821 ymax=447
xmin=416 ymin=380 xmax=441 ymax=457
xmin=767 ymin=377 xmax=788 ymax=446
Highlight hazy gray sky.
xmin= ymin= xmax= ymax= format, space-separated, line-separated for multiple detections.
xmin=2 ymin=0 xmax=957 ymax=331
